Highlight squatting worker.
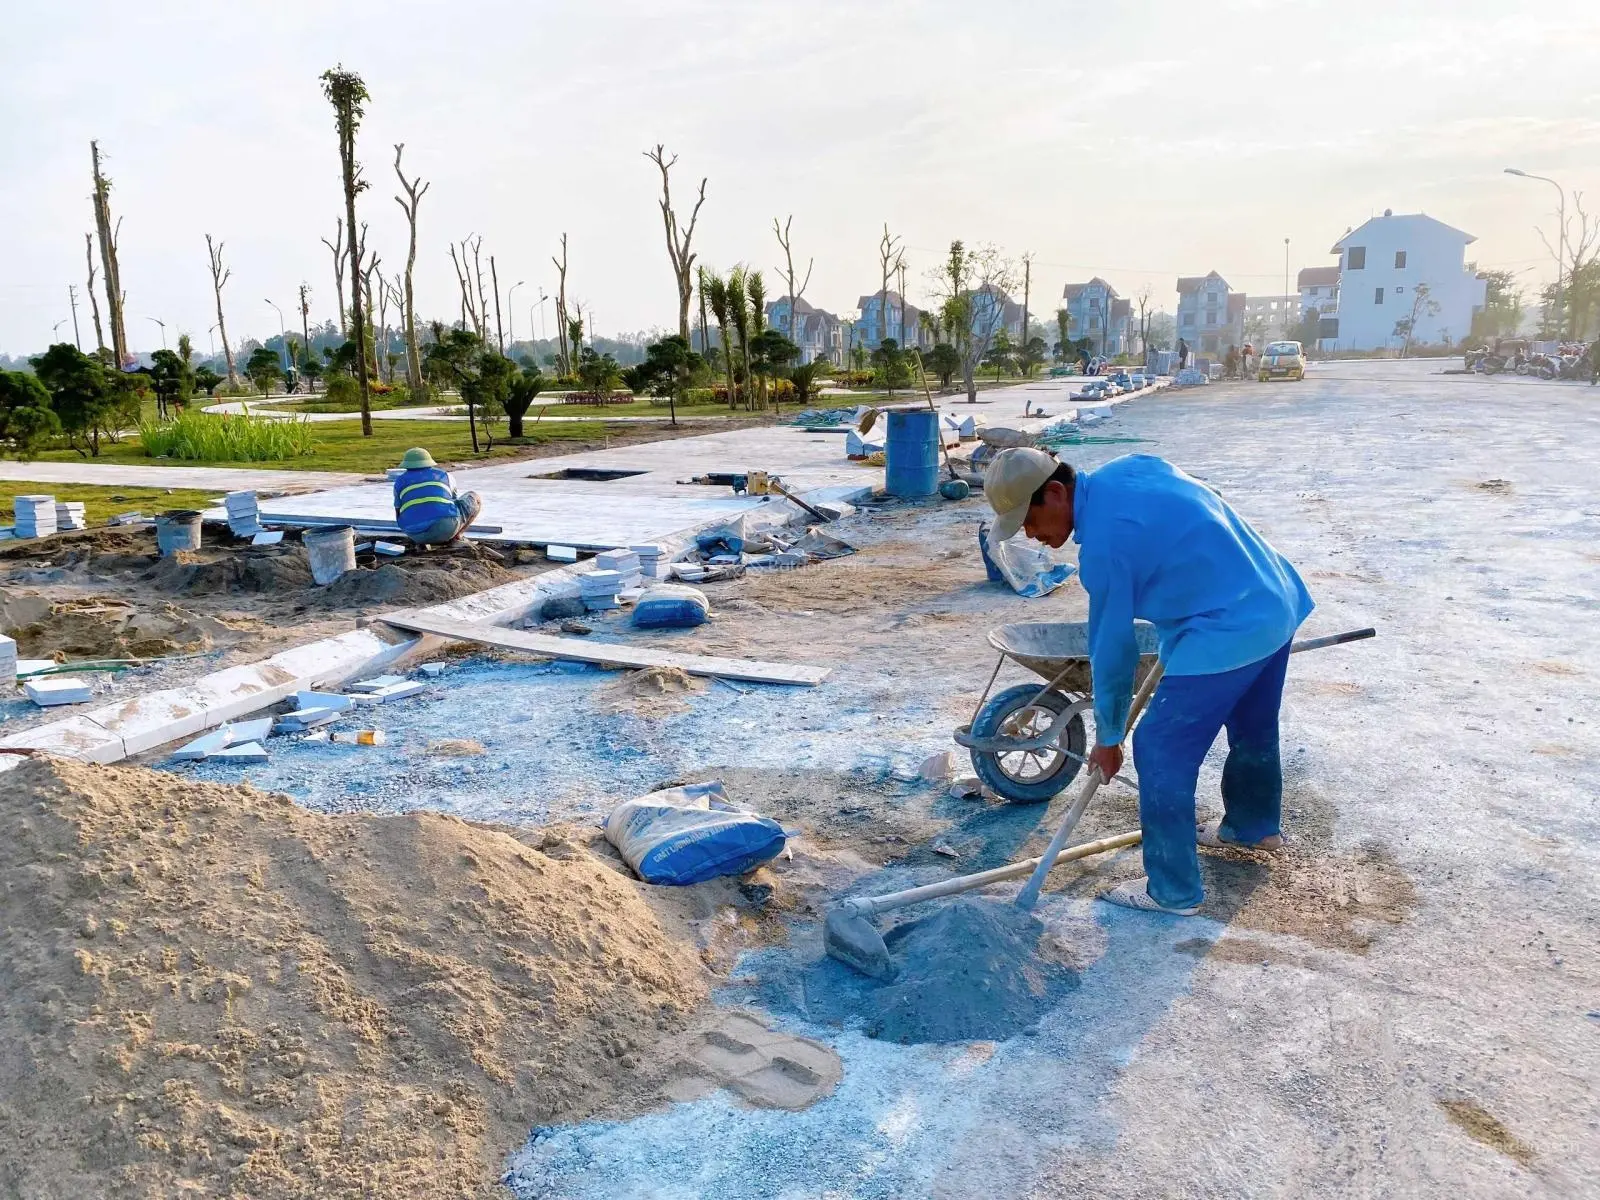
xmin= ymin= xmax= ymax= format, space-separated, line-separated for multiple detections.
xmin=392 ymin=448 xmax=483 ymax=546
xmin=983 ymin=447 xmax=1313 ymax=915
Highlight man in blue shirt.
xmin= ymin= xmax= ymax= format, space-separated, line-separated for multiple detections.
xmin=985 ymin=448 xmax=1314 ymax=915
xmin=392 ymin=447 xmax=482 ymax=546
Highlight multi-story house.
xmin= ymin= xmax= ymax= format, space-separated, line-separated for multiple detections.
xmin=1242 ymin=295 xmax=1299 ymax=342
xmin=964 ymin=285 xmax=1026 ymax=345
xmin=1175 ymin=271 xmax=1246 ymax=355
xmin=1326 ymin=210 xmax=1487 ymax=350
xmin=855 ymin=290 xmax=926 ymax=351
xmin=1297 ymin=266 xmax=1341 ymax=321
xmin=1060 ymin=277 xmax=1132 ymax=355
xmin=765 ymin=297 xmax=843 ymax=365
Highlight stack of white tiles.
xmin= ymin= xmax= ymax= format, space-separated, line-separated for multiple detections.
xmin=14 ymin=495 xmax=56 ymax=539
xmin=54 ymin=502 xmax=87 ymax=531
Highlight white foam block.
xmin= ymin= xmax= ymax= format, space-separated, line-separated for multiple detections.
xmin=252 ymin=531 xmax=284 ymax=546
xmin=417 ymin=662 xmax=448 ymax=677
xmin=24 ymin=677 xmax=94 ymax=707
xmin=209 ymin=741 xmax=269 ymax=763
xmin=170 ymin=727 xmax=232 ymax=762
xmin=348 ymin=674 xmax=407 ymax=693
xmin=293 ymin=690 xmax=353 ymax=713
xmin=224 ymin=717 xmax=275 ymax=743
xmin=546 ymin=545 xmax=579 ymax=562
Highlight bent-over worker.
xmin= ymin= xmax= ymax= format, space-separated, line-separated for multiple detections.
xmin=393 ymin=447 xmax=482 ymax=546
xmin=984 ymin=448 xmax=1313 ymax=915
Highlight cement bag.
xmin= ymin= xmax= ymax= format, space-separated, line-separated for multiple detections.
xmin=978 ymin=520 xmax=1076 ymax=598
xmin=605 ymin=781 xmax=786 ymax=886
xmin=632 ymin=584 xmax=709 ymax=629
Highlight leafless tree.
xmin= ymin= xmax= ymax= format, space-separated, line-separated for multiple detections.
xmin=772 ymin=215 xmax=814 ymax=360
xmin=205 ymin=234 xmax=238 ymax=386
xmin=89 ymin=141 xmax=127 ymax=365
xmin=83 ymin=233 xmax=106 ymax=354
xmin=877 ymin=224 xmax=905 ymax=348
xmin=297 ymin=282 xmax=313 ymax=388
xmin=392 ymin=143 xmax=429 ymax=394
xmin=552 ymin=233 xmax=571 ymax=375
xmin=1019 ymin=252 xmax=1034 ymax=358
xmin=1136 ymin=284 xmax=1153 ymax=359
xmin=646 ymin=145 xmax=707 ymax=344
xmin=490 ymin=254 xmax=504 ymax=353
xmin=320 ymin=219 xmax=347 ymax=336
xmin=449 ymin=239 xmax=480 ymax=335
xmin=925 ymin=240 xmax=1017 ymax=402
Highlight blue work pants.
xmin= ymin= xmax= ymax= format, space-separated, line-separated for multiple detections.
xmin=1130 ymin=640 xmax=1292 ymax=909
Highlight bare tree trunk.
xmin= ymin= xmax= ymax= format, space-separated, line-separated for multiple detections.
xmin=84 ymin=232 xmax=106 ymax=354
xmin=877 ymin=223 xmax=903 ymax=351
xmin=645 ymin=145 xmax=707 ymax=344
xmin=552 ymin=234 xmax=570 ymax=376
xmin=205 ymin=234 xmax=238 ymax=386
xmin=298 ymin=282 xmax=314 ymax=391
xmin=773 ymin=216 xmax=814 ymax=362
xmin=449 ymin=242 xmax=480 ymax=335
xmin=697 ymin=266 xmax=711 ymax=356
xmin=341 ymin=165 xmax=371 ymax=434
xmin=374 ymin=270 xmax=390 ymax=382
xmin=470 ymin=237 xmax=491 ymax=343
xmin=320 ymin=219 xmax=346 ymax=337
xmin=90 ymin=142 xmax=127 ymax=366
xmin=392 ymin=144 xmax=429 ymax=395
xmin=1020 ymin=253 xmax=1032 ymax=371
xmin=490 ymin=254 xmax=504 ymax=353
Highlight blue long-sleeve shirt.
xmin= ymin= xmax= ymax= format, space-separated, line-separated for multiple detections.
xmin=1073 ymin=455 xmax=1313 ymax=744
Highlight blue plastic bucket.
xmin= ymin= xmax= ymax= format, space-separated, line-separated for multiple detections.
xmin=154 ymin=510 xmax=202 ymax=556
xmin=885 ymin=409 xmax=939 ymax=498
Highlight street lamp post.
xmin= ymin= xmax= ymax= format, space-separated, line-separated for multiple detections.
xmin=53 ymin=319 xmax=68 ymax=341
xmin=536 ymin=291 xmax=550 ymax=342
xmin=1283 ymin=237 xmax=1291 ymax=336
xmin=1505 ymin=167 xmax=1567 ymax=339
xmin=208 ymin=324 xmax=219 ymax=360
xmin=147 ymin=316 xmax=167 ymax=349
xmin=507 ymin=281 xmax=524 ymax=346
xmin=265 ymin=299 xmax=289 ymax=369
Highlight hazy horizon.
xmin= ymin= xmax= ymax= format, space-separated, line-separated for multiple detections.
xmin=2 ymin=0 xmax=1596 ymax=357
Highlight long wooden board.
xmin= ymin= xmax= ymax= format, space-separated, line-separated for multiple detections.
xmin=380 ymin=613 xmax=831 ymax=686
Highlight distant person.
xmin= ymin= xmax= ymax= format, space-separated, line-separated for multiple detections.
xmin=1241 ymin=342 xmax=1255 ymax=379
xmin=1589 ymin=340 xmax=1600 ymax=385
xmin=1078 ymin=346 xmax=1092 ymax=376
xmin=1224 ymin=345 xmax=1240 ymax=380
xmin=1177 ymin=338 xmax=1190 ymax=370
xmin=392 ymin=448 xmax=482 ymax=546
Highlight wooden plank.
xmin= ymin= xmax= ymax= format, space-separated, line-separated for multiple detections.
xmin=380 ymin=613 xmax=831 ymax=687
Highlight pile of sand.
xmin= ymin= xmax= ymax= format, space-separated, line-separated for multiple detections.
xmin=0 ymin=593 xmax=247 ymax=659
xmin=595 ymin=665 xmax=708 ymax=717
xmin=0 ymin=758 xmax=707 ymax=1199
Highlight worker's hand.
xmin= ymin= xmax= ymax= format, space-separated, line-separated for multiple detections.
xmin=1089 ymin=743 xmax=1123 ymax=783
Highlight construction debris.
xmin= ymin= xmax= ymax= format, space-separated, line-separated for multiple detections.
xmin=54 ymin=502 xmax=87 ymax=532
xmin=224 ymin=490 xmax=264 ymax=537
xmin=604 ymin=780 xmax=786 ymax=885
xmin=0 ymin=633 xmax=14 ymax=688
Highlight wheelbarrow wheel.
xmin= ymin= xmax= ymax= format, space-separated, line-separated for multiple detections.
xmin=968 ymin=683 xmax=1087 ymax=804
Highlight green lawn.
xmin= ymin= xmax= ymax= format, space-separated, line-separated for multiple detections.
xmin=0 ymin=482 xmax=228 ymax=525
xmin=30 ymin=419 xmax=624 ymax=475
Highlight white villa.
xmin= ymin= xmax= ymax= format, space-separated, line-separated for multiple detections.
xmin=1325 ymin=211 xmax=1486 ymax=351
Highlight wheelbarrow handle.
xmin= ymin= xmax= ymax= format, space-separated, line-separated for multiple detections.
xmin=1289 ymin=627 xmax=1376 ymax=655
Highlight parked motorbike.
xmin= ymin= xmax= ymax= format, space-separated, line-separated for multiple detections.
xmin=1476 ymin=352 xmax=1509 ymax=375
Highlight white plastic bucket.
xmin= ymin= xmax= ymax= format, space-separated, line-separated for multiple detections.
xmin=303 ymin=524 xmax=356 ymax=586
xmin=154 ymin=510 xmax=202 ymax=556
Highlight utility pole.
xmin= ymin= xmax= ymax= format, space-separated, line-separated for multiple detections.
xmin=298 ymin=283 xmax=312 ymax=374
xmin=1020 ymin=253 xmax=1033 ymax=360
xmin=1284 ymin=237 xmax=1291 ymax=336
xmin=68 ymin=284 xmax=82 ymax=349
xmin=490 ymin=254 xmax=505 ymax=353
xmin=146 ymin=316 xmax=167 ymax=349
xmin=508 ymin=280 xmax=524 ymax=346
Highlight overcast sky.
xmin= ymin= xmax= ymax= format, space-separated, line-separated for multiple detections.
xmin=2 ymin=0 xmax=1597 ymax=356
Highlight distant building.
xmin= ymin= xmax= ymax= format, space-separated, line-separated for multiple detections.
xmin=1326 ymin=210 xmax=1487 ymax=351
xmin=1175 ymin=271 xmax=1246 ymax=355
xmin=1297 ymin=266 xmax=1341 ymax=320
xmin=964 ymin=285 xmax=1026 ymax=345
xmin=1242 ymin=295 xmax=1299 ymax=343
xmin=766 ymin=297 xmax=843 ymax=365
xmin=855 ymin=290 xmax=926 ymax=351
xmin=1060 ymin=277 xmax=1132 ymax=355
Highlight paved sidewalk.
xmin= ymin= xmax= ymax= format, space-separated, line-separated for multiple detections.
xmin=0 ymin=461 xmax=364 ymax=490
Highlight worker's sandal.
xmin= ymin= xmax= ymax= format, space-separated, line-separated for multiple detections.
xmin=1099 ymin=878 xmax=1200 ymax=917
xmin=1196 ymin=819 xmax=1284 ymax=852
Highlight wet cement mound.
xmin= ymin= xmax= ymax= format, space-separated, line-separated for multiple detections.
xmin=745 ymin=897 xmax=1079 ymax=1046
xmin=863 ymin=898 xmax=1080 ymax=1043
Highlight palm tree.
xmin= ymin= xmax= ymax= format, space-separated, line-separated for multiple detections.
xmin=705 ymin=273 xmax=737 ymax=410
xmin=746 ymin=270 xmax=768 ymax=410
xmin=727 ymin=265 xmax=751 ymax=410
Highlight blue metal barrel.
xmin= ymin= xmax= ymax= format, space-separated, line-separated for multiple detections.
xmin=884 ymin=409 xmax=939 ymax=498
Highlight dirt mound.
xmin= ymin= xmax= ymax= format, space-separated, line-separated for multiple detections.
xmin=0 ymin=593 xmax=247 ymax=659
xmin=146 ymin=547 xmax=314 ymax=596
xmin=0 ymin=758 xmax=707 ymax=1199
xmin=314 ymin=554 xmax=512 ymax=608
xmin=864 ymin=898 xmax=1080 ymax=1043
xmin=596 ymin=665 xmax=708 ymax=716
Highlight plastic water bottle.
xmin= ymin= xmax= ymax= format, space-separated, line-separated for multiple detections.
xmin=332 ymin=729 xmax=386 ymax=746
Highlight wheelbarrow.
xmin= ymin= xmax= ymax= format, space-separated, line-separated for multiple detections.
xmin=953 ymin=621 xmax=1377 ymax=804
xmin=824 ymin=620 xmax=1377 ymax=978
